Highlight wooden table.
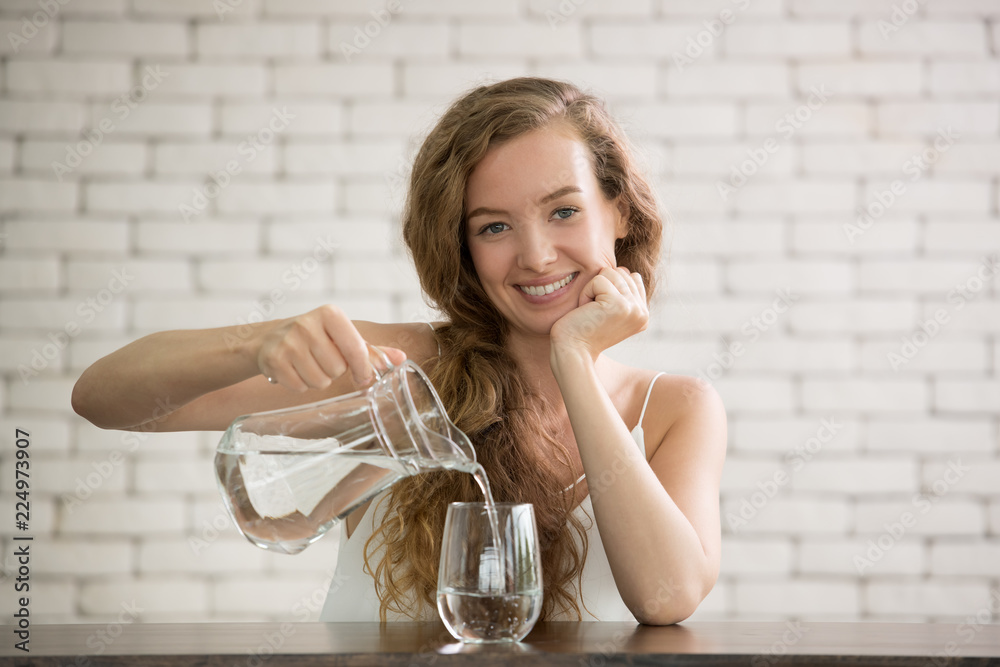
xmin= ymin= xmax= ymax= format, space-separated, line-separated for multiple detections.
xmin=1 ymin=621 xmax=999 ymax=665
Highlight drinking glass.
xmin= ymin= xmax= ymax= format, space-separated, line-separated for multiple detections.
xmin=437 ymin=502 xmax=543 ymax=643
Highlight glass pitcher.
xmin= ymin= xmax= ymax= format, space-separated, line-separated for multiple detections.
xmin=215 ymin=345 xmax=477 ymax=555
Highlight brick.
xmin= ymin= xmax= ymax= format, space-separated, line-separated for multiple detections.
xmin=864 ymin=179 xmax=991 ymax=215
xmin=63 ymin=21 xmax=189 ymax=56
xmin=130 ymin=298 xmax=275 ymax=331
xmin=798 ymin=538 xmax=923 ymax=576
xmin=196 ymin=23 xmax=321 ymax=58
xmin=727 ymin=260 xmax=852 ymax=294
xmin=134 ymin=459 xmax=216 ymax=493
xmin=793 ymin=459 xmax=918 ymax=494
xmin=6 ymin=59 xmax=131 ymax=95
xmin=665 ymin=63 xmax=789 ymax=97
xmin=22 ymin=140 xmax=147 ymax=177
xmin=731 ymin=417 xmax=860 ymax=454
xmin=794 ymin=220 xmax=919 ymax=254
xmin=608 ymin=338 xmax=717 ymax=376
xmin=221 ymin=102 xmax=344 ymax=137
xmin=800 ymin=141 xmax=929 ymax=175
xmin=136 ymin=220 xmax=261 ymax=256
xmin=926 ymin=0 xmax=1000 ymax=14
xmin=139 ymin=538 xmax=267 ymax=573
xmin=66 ymin=259 xmax=191 ymax=294
xmin=745 ymin=102 xmax=870 ymax=137
xmin=459 ymin=22 xmax=583 ymax=57
xmin=274 ymin=63 xmax=393 ymax=96
xmin=867 ymin=418 xmax=995 ymax=454
xmin=924 ymin=301 xmax=1000 ymax=334
xmin=347 ymin=100 xmax=443 ymax=137
xmin=861 ymin=339 xmax=987 ymax=373
xmin=333 ymin=257 xmax=419 ymax=295
xmin=81 ymin=580 xmax=207 ymax=615
xmin=212 ymin=576 xmax=337 ymax=615
xmin=930 ymin=61 xmax=1000 ymax=95
xmin=789 ymin=300 xmax=918 ymax=333
xmin=14 ymin=582 xmax=74 ymax=618
xmin=266 ymin=218 xmax=393 ymax=254
xmin=9 ymin=376 xmax=75 ymax=411
xmin=199 ymin=258 xmax=331 ymax=293
xmin=0 ymin=258 xmax=59 ymax=291
xmin=0 ymin=298 xmax=125 ymax=332
xmin=789 ymin=0 xmax=909 ymax=15
xmin=859 ymin=259 xmax=992 ymax=293
xmin=374 ymin=0 xmax=520 ymax=17
xmin=85 ymin=181 xmax=200 ymax=214
xmin=936 ymin=380 xmax=1000 ymax=413
xmin=0 ymin=417 xmax=70 ymax=453
xmin=865 ymin=582 xmax=989 ymax=617
xmin=265 ymin=533 xmax=341 ymax=574
xmin=154 ymin=142 xmax=276 ymax=176
xmin=286 ymin=293 xmax=393 ymax=322
xmin=876 ymin=102 xmax=999 ymax=136
xmin=923 ymin=458 xmax=998 ymax=495
xmin=543 ymin=63 xmax=659 ymax=99
xmin=672 ymin=142 xmax=795 ymax=176
xmin=721 ymin=539 xmax=793 ymax=574
xmin=62 ymin=499 xmax=185 ymax=535
xmin=673 ymin=220 xmax=785 ymax=256
xmin=732 ymin=181 xmax=855 ymax=215
xmin=735 ymin=580 xmax=859 ymax=615
xmin=132 ymin=0 xmax=259 ymax=17
xmin=713 ymin=377 xmax=794 ymax=411
xmin=625 ymin=103 xmax=738 ymax=138
xmin=143 ymin=62 xmax=267 ymax=97
xmin=0 ymin=18 xmax=57 ymax=55
xmin=93 ymin=102 xmax=213 ymax=137
xmin=0 ymin=179 xmax=77 ymax=212
xmin=529 ymin=0 xmax=654 ymax=19
xmin=328 ymin=21 xmax=449 ymax=60
xmin=589 ymin=23 xmax=720 ymax=58
xmin=658 ymin=180 xmax=728 ymax=215
xmin=10 ymin=0 xmax=127 ymax=15
xmin=803 ymin=379 xmax=927 ymax=412
xmin=855 ymin=500 xmax=984 ymax=536
xmin=797 ymin=62 xmax=923 ymax=96
xmin=0 ymin=140 xmax=12 ymax=172
xmin=3 ymin=219 xmax=128 ymax=252
xmin=32 ymin=539 xmax=132 ymax=575
xmin=859 ymin=20 xmax=987 ymax=56
xmin=8 ymin=453 xmax=128 ymax=494
xmin=727 ymin=22 xmax=852 ymax=56
xmin=739 ymin=339 xmax=856 ymax=372
xmin=284 ymin=140 xmax=402 ymax=176
xmin=216 ymin=182 xmax=335 ymax=215
xmin=402 ymin=62 xmax=530 ymax=97
xmin=0 ymin=334 xmax=67 ymax=375
xmin=931 ymin=143 xmax=1000 ymax=174
xmin=661 ymin=0 xmax=783 ymax=15
xmin=342 ymin=179 xmax=400 ymax=215
xmin=930 ymin=541 xmax=1000 ymax=576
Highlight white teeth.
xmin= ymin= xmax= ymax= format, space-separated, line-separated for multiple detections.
xmin=519 ymin=273 xmax=575 ymax=297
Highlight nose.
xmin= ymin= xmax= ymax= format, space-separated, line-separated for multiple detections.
xmin=516 ymin=223 xmax=558 ymax=273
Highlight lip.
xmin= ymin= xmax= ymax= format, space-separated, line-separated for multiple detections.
xmin=513 ymin=272 xmax=578 ymax=302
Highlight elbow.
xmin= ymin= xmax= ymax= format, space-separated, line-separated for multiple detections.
xmin=71 ymin=374 xmax=115 ymax=430
xmin=629 ymin=577 xmax=713 ymax=626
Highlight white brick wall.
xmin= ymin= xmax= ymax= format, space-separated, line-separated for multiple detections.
xmin=1 ymin=1 xmax=997 ymax=627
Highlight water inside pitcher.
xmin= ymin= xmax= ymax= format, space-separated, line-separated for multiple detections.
xmin=215 ymin=346 xmax=478 ymax=554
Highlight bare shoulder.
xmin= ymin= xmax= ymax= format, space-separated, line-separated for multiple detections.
xmin=642 ymin=373 xmax=727 ymax=461
xmin=354 ymin=320 xmax=441 ymax=366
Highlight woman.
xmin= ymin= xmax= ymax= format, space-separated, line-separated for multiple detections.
xmin=72 ymin=77 xmax=727 ymax=625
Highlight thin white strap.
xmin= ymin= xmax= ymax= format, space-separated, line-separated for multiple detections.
xmin=637 ymin=372 xmax=666 ymax=429
xmin=425 ymin=322 xmax=441 ymax=357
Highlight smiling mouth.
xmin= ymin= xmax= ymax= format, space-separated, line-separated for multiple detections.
xmin=517 ymin=273 xmax=577 ymax=297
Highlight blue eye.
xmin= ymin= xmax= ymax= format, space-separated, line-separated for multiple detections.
xmin=554 ymin=207 xmax=577 ymax=220
xmin=480 ymin=222 xmax=508 ymax=235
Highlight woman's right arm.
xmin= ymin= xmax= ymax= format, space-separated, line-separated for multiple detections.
xmin=71 ymin=305 xmax=431 ymax=433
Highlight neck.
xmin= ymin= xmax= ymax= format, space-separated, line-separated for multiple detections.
xmin=504 ymin=328 xmax=613 ymax=404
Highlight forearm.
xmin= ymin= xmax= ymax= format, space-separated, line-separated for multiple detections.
xmin=551 ymin=346 xmax=710 ymax=624
xmin=72 ymin=321 xmax=273 ymax=429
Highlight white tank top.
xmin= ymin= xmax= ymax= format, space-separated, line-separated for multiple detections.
xmin=319 ymin=372 xmax=666 ymax=622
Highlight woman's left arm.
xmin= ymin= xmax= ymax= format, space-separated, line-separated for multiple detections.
xmin=550 ymin=267 xmax=728 ymax=625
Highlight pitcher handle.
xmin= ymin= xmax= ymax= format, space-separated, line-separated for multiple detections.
xmin=367 ymin=343 xmax=394 ymax=381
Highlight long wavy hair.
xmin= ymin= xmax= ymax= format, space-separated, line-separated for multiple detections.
xmin=362 ymin=77 xmax=664 ymax=621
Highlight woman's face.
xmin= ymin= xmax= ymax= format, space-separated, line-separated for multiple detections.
xmin=464 ymin=124 xmax=627 ymax=338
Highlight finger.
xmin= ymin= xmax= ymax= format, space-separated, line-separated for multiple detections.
xmin=320 ymin=305 xmax=372 ymax=385
xmin=289 ymin=353 xmax=335 ymax=392
xmin=601 ymin=267 xmax=631 ymax=295
xmin=632 ymin=271 xmax=647 ymax=301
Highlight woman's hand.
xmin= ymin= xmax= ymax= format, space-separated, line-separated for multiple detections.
xmin=550 ymin=266 xmax=649 ymax=361
xmin=253 ymin=305 xmax=406 ymax=392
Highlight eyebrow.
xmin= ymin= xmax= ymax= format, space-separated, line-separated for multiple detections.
xmin=466 ymin=185 xmax=583 ymax=220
